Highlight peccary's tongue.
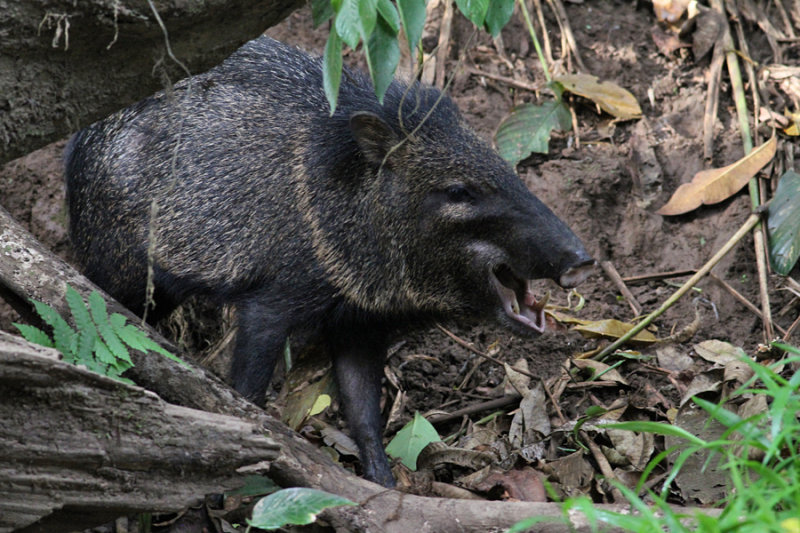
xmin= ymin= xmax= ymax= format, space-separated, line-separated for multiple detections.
xmin=491 ymin=266 xmax=549 ymax=333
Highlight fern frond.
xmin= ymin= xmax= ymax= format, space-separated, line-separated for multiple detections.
xmin=90 ymin=294 xmax=130 ymax=361
xmin=31 ymin=299 xmax=76 ymax=360
xmin=13 ymin=323 xmax=54 ymax=348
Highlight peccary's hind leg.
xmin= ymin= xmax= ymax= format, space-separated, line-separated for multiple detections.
xmin=329 ymin=327 xmax=395 ymax=487
xmin=230 ymin=296 xmax=293 ymax=406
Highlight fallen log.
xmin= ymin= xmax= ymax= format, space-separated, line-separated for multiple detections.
xmin=0 ymin=331 xmax=280 ymax=533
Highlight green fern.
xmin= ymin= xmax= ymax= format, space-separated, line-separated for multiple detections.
xmin=13 ymin=286 xmax=185 ymax=382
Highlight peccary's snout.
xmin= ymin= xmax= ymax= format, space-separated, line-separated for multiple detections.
xmin=557 ymin=250 xmax=595 ymax=289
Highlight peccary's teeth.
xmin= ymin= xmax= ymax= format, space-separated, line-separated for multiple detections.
xmin=531 ymin=290 xmax=550 ymax=313
xmin=490 ymin=265 xmax=546 ymax=333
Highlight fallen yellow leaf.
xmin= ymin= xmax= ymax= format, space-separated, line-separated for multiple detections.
xmin=555 ymin=74 xmax=642 ymax=120
xmin=657 ymin=135 xmax=777 ymax=216
xmin=652 ymin=0 xmax=691 ymax=22
xmin=573 ymin=319 xmax=658 ymax=344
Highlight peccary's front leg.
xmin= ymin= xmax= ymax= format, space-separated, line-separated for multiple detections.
xmin=329 ymin=329 xmax=395 ymax=487
xmin=231 ymin=296 xmax=292 ymax=406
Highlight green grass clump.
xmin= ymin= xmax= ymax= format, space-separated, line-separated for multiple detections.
xmin=510 ymin=342 xmax=800 ymax=533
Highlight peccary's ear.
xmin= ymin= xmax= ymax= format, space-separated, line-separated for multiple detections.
xmin=350 ymin=111 xmax=397 ymax=165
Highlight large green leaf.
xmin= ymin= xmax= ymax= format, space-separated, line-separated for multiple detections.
xmin=485 ymin=0 xmax=514 ymax=36
xmin=397 ymin=0 xmax=427 ymax=56
xmin=249 ymin=488 xmax=356 ymax=529
xmin=376 ymin=0 xmax=400 ymax=33
xmin=312 ymin=0 xmax=335 ymax=26
xmin=357 ymin=0 xmax=379 ymax=40
xmin=454 ymin=0 xmax=489 ymax=27
xmin=767 ymin=170 xmax=800 ymax=275
xmin=323 ymin=31 xmax=344 ymax=112
xmin=334 ymin=0 xmax=362 ymax=50
xmin=494 ymin=100 xmax=571 ymax=166
xmin=365 ymin=15 xmax=400 ymax=103
xmin=385 ymin=411 xmax=440 ymax=470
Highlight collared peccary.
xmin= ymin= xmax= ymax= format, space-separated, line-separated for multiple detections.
xmin=65 ymin=36 xmax=594 ymax=487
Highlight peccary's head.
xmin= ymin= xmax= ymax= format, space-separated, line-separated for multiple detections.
xmin=338 ymin=86 xmax=594 ymax=334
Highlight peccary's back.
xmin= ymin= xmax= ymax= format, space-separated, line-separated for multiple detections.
xmin=66 ymin=37 xmax=464 ymax=311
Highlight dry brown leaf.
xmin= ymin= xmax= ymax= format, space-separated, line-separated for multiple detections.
xmin=606 ymin=428 xmax=654 ymax=470
xmin=573 ymin=359 xmax=629 ymax=384
xmin=657 ymin=135 xmax=777 ymax=215
xmin=680 ymin=370 xmax=722 ymax=407
xmin=555 ymin=73 xmax=642 ymax=120
xmin=470 ymin=467 xmax=546 ymax=501
xmin=573 ymin=318 xmax=658 ymax=344
xmin=693 ymin=339 xmax=748 ymax=366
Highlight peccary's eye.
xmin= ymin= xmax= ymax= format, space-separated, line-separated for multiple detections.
xmin=445 ymin=184 xmax=475 ymax=203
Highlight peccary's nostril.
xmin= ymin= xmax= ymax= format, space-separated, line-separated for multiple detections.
xmin=558 ymin=254 xmax=595 ymax=289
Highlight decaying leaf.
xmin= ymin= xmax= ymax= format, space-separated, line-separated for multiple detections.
xmin=723 ymin=359 xmax=753 ymax=384
xmin=606 ymin=428 xmax=654 ymax=470
xmin=767 ymin=170 xmax=800 ymax=275
xmin=282 ymin=373 xmax=334 ymax=430
xmin=315 ymin=419 xmax=360 ymax=457
xmin=554 ymin=73 xmax=643 ymax=120
xmin=657 ymin=136 xmax=777 ymax=215
xmin=680 ymin=370 xmax=722 ymax=407
xmin=572 ymin=359 xmax=629 ymax=385
xmin=656 ymin=345 xmax=695 ymax=372
xmin=494 ymin=100 xmax=572 ymax=166
xmin=573 ymin=318 xmax=658 ymax=344
xmin=693 ymin=339 xmax=748 ymax=366
xmin=468 ymin=466 xmax=546 ymax=501
xmin=548 ymin=451 xmax=594 ymax=492
xmin=509 ymin=381 xmax=551 ymax=447
xmin=504 ymin=359 xmax=531 ymax=395
xmin=667 ymin=402 xmax=729 ymax=504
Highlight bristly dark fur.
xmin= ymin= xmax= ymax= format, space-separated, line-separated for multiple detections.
xmin=65 ymin=36 xmax=593 ymax=486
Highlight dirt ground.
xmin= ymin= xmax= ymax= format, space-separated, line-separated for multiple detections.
xmin=2 ymin=0 xmax=798 ymax=518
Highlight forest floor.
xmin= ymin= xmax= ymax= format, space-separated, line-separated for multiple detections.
xmin=1 ymin=0 xmax=799 ymax=525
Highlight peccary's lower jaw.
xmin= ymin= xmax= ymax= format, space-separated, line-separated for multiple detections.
xmin=491 ymin=264 xmax=548 ymax=333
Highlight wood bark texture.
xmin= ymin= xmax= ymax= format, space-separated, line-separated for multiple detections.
xmin=0 ymin=0 xmax=305 ymax=165
xmin=0 ymin=331 xmax=280 ymax=533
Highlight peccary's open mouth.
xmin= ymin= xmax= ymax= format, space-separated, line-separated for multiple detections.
xmin=490 ymin=264 xmax=549 ymax=333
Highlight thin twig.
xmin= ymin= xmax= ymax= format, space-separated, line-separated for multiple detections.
xmin=708 ymin=273 xmax=787 ymax=336
xmin=427 ymin=394 xmax=521 ymax=425
xmin=544 ymin=0 xmax=587 ymax=72
xmin=465 ymin=67 xmax=542 ymax=92
xmin=622 ymin=270 xmax=696 ymax=284
xmin=703 ymin=20 xmax=725 ymax=159
xmin=579 ymin=430 xmax=625 ymax=503
xmin=773 ymin=0 xmax=797 ymax=38
xmin=600 ymin=261 xmax=643 ymax=317
xmin=434 ymin=0 xmax=454 ymax=89
xmin=531 ymin=0 xmax=553 ymax=70
xmin=783 ymin=313 xmax=800 ymax=343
